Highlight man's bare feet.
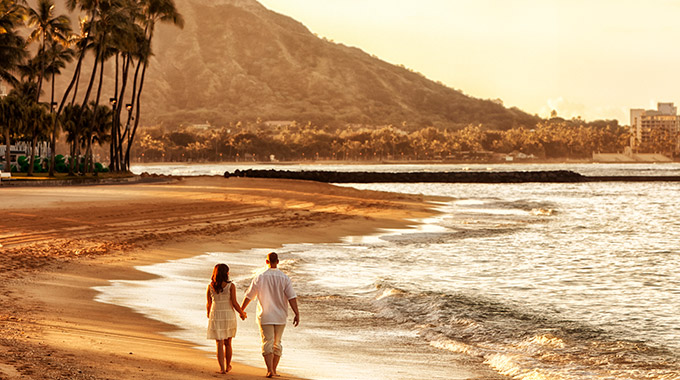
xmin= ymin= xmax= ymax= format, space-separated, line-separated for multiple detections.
xmin=226 ymin=365 xmax=232 ymax=372
xmin=266 ymin=371 xmax=273 ymax=378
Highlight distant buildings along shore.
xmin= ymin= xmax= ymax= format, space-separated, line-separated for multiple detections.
xmin=630 ymin=102 xmax=680 ymax=153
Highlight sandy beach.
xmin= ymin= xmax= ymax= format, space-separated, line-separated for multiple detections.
xmin=0 ymin=176 xmax=436 ymax=380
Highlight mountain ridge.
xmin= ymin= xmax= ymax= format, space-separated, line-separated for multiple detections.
xmin=55 ymin=0 xmax=541 ymax=131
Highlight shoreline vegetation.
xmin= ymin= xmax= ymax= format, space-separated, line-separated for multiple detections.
xmin=0 ymin=176 xmax=441 ymax=380
xmin=133 ymin=121 xmax=638 ymax=163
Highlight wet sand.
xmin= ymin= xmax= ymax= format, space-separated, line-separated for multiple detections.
xmin=0 ymin=176 xmax=436 ymax=379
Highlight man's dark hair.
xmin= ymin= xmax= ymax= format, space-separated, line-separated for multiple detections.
xmin=267 ymin=252 xmax=279 ymax=264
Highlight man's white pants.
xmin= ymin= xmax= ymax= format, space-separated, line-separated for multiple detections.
xmin=259 ymin=324 xmax=285 ymax=356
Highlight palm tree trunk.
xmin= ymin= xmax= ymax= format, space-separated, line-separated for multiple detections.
xmin=80 ymin=49 xmax=100 ymax=111
xmin=84 ymin=137 xmax=92 ymax=174
xmin=68 ymin=139 xmax=75 ymax=176
xmin=4 ymin=128 xmax=11 ymax=172
xmin=124 ymin=58 xmax=145 ymax=171
xmin=93 ymin=36 xmax=106 ymax=108
xmin=59 ymin=47 xmax=85 ymax=113
xmin=49 ymin=70 xmax=57 ymax=177
xmin=120 ymin=69 xmax=138 ymax=169
xmin=36 ymin=35 xmax=46 ymax=103
xmin=76 ymin=138 xmax=83 ymax=174
xmin=114 ymin=56 xmax=132 ymax=172
xmin=27 ymin=133 xmax=37 ymax=176
xmin=71 ymin=63 xmax=81 ymax=105
xmin=87 ymin=45 xmax=106 ymax=175
xmin=110 ymin=54 xmax=119 ymax=172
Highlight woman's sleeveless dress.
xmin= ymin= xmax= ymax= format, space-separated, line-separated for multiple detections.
xmin=207 ymin=283 xmax=237 ymax=339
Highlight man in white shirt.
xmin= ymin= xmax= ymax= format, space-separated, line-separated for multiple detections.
xmin=241 ymin=252 xmax=300 ymax=378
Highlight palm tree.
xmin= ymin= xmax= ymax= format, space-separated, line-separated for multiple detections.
xmin=109 ymin=5 xmax=145 ymax=172
xmin=25 ymin=0 xmax=72 ymax=102
xmin=67 ymin=17 xmax=90 ymax=106
xmin=123 ymin=0 xmax=183 ymax=171
xmin=4 ymin=82 xmax=34 ymax=171
xmin=82 ymin=102 xmax=111 ymax=173
xmin=18 ymin=54 xmax=41 ymax=83
xmin=0 ymin=96 xmax=12 ymax=171
xmin=11 ymin=81 xmax=47 ymax=176
xmin=25 ymin=101 xmax=51 ymax=176
xmin=57 ymin=0 xmax=99 ymax=114
xmin=1 ymin=95 xmax=27 ymax=172
xmin=87 ymin=0 xmax=134 ymax=151
xmin=45 ymin=43 xmax=75 ymax=176
xmin=61 ymin=103 xmax=85 ymax=175
xmin=0 ymin=0 xmax=27 ymax=87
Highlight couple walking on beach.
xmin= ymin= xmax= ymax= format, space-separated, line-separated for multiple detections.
xmin=206 ymin=252 xmax=300 ymax=377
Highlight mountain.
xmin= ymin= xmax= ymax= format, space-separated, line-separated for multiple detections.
xmin=74 ymin=0 xmax=542 ymax=130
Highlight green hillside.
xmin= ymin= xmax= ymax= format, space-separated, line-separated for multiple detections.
xmin=136 ymin=0 xmax=540 ymax=130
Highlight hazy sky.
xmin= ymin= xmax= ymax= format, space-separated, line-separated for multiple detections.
xmin=258 ymin=0 xmax=680 ymax=125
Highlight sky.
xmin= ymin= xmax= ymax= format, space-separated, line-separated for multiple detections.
xmin=257 ymin=0 xmax=680 ymax=125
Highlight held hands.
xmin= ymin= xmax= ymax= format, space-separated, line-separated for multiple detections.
xmin=239 ymin=311 xmax=247 ymax=320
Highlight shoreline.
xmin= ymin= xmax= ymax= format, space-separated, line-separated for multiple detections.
xmin=0 ymin=177 xmax=438 ymax=379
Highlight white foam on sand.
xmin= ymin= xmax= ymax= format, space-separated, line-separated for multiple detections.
xmin=93 ymin=239 xmax=480 ymax=379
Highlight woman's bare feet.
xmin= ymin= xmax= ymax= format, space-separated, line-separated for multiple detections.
xmin=226 ymin=365 xmax=232 ymax=373
xmin=266 ymin=371 xmax=273 ymax=378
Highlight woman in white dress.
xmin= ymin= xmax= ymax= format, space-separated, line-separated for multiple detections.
xmin=207 ymin=263 xmax=247 ymax=374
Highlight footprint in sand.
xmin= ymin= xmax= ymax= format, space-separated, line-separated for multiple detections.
xmin=0 ymin=363 xmax=21 ymax=379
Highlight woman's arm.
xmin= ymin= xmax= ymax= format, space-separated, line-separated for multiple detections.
xmin=206 ymin=285 xmax=212 ymax=318
xmin=230 ymin=283 xmax=247 ymax=320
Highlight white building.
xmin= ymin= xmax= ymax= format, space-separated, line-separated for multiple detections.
xmin=630 ymin=102 xmax=680 ymax=151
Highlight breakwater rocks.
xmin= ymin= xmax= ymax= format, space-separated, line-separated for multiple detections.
xmin=225 ymin=169 xmax=589 ymax=183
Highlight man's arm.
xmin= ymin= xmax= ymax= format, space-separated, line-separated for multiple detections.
xmin=288 ymin=297 xmax=300 ymax=327
xmin=242 ymin=276 xmax=257 ymax=311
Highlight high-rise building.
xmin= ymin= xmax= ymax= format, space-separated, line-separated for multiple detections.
xmin=630 ymin=102 xmax=680 ymax=151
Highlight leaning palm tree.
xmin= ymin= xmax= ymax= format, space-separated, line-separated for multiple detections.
xmin=67 ymin=16 xmax=90 ymax=106
xmin=25 ymin=0 xmax=72 ymax=103
xmin=57 ymin=0 xmax=99 ymax=113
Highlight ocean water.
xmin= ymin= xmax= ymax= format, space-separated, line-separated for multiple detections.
xmin=98 ymin=164 xmax=680 ymax=379
xmin=131 ymin=161 xmax=680 ymax=178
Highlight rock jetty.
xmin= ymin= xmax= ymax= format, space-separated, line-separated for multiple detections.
xmin=224 ymin=169 xmax=588 ymax=183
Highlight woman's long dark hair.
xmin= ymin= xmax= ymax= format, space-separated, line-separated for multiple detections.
xmin=210 ymin=264 xmax=230 ymax=294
